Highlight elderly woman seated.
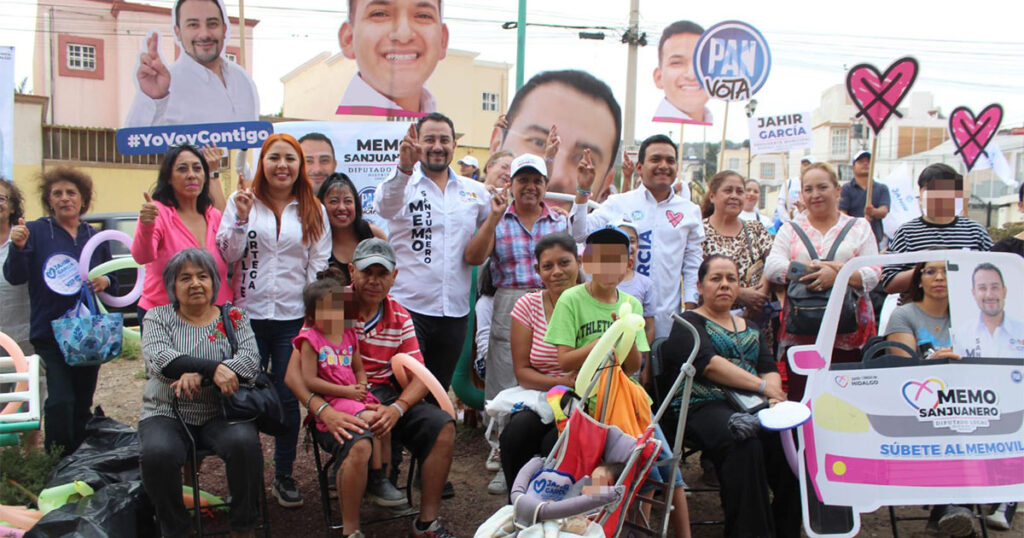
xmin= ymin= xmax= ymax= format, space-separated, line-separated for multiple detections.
xmin=659 ymin=255 xmax=800 ymax=538
xmin=139 ymin=249 xmax=263 ymax=538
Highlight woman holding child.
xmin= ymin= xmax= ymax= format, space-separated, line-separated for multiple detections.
xmin=660 ymin=255 xmax=799 ymax=538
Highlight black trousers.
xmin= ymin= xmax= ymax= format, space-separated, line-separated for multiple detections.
xmin=139 ymin=415 xmax=262 ymax=538
xmin=499 ymin=409 xmax=558 ymax=495
xmin=31 ymin=337 xmax=99 ymax=457
xmin=407 ymin=310 xmax=468 ymax=392
xmin=684 ymin=399 xmax=801 ymax=538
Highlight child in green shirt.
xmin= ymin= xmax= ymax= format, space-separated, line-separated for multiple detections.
xmin=544 ymin=226 xmax=691 ymax=537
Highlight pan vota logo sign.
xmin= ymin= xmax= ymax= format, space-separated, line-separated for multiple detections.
xmin=693 ymin=20 xmax=771 ymax=102
xmin=902 ymin=378 xmax=1000 ymax=433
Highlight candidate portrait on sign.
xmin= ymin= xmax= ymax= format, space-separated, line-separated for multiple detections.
xmin=952 ymin=262 xmax=1024 ymax=359
xmin=336 ymin=0 xmax=448 ymax=117
xmin=651 ymin=20 xmax=712 ymax=127
xmin=125 ymin=0 xmax=260 ymax=127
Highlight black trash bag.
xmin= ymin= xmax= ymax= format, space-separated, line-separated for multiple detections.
xmin=25 ymin=480 xmax=156 ymax=538
xmin=45 ymin=408 xmax=142 ymax=490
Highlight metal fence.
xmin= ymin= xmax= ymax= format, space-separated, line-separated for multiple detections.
xmin=43 ymin=125 xmax=162 ymax=166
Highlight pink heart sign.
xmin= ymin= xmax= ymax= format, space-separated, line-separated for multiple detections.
xmin=845 ymin=57 xmax=919 ymax=135
xmin=949 ymin=104 xmax=1003 ymax=171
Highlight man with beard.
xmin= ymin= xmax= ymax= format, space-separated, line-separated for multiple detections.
xmin=954 ymin=263 xmax=1024 ymax=359
xmin=126 ymin=0 xmax=259 ymax=127
xmin=298 ymin=132 xmax=338 ymax=192
xmin=374 ymin=113 xmax=490 ymax=391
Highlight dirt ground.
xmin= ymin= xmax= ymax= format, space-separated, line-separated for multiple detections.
xmin=92 ymin=357 xmax=1023 ymax=537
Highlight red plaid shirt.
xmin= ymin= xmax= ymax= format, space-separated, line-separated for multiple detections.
xmin=491 ymin=202 xmax=569 ymax=289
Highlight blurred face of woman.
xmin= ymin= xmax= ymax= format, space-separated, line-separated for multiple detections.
xmin=920 ymin=261 xmax=948 ymax=303
xmin=709 ymin=174 xmax=745 ymax=218
xmin=801 ymin=169 xmax=840 ymax=218
xmin=484 ymin=155 xmax=512 ymax=189
xmin=170 ymin=151 xmax=205 ymax=203
xmin=262 ymin=140 xmax=301 ymax=193
xmin=174 ymin=260 xmax=214 ymax=309
xmin=322 ymin=183 xmax=357 ymax=230
xmin=743 ymin=181 xmax=760 ymax=212
xmin=48 ymin=180 xmax=83 ymax=221
xmin=0 ymin=182 xmax=11 ymax=225
xmin=536 ymin=245 xmax=579 ymax=294
xmin=698 ymin=258 xmax=740 ymax=312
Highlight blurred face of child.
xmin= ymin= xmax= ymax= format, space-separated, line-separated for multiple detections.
xmin=583 ymin=243 xmax=629 ymax=288
xmin=314 ymin=289 xmax=358 ymax=334
xmin=922 ymin=179 xmax=961 ymax=219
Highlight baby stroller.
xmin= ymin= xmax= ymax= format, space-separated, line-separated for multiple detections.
xmin=476 ymin=306 xmax=701 ymax=537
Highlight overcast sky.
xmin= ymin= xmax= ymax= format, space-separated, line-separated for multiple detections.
xmin=3 ymin=0 xmax=1023 ymax=148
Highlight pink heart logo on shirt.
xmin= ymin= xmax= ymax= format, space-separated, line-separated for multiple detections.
xmin=666 ymin=210 xmax=683 ymax=227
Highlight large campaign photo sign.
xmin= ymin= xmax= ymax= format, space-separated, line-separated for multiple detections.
xmin=786 ymin=250 xmax=1024 ymax=537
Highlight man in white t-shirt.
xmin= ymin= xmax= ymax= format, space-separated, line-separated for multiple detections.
xmin=576 ymin=134 xmax=704 ymax=339
xmin=126 ymin=0 xmax=259 ymax=127
xmin=336 ymin=0 xmax=447 ymax=116
xmin=955 ymin=263 xmax=1024 ymax=358
xmin=374 ymin=113 xmax=490 ymax=390
xmin=773 ymin=155 xmax=811 ymax=225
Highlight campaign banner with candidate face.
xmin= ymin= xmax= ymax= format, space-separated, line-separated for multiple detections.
xmin=948 ymin=257 xmax=1024 ymax=359
xmin=748 ymin=112 xmax=811 ymax=155
xmin=269 ymin=120 xmax=411 ymax=227
xmin=0 ymin=46 xmax=13 ymax=181
xmin=787 ymin=251 xmax=1024 ymax=537
xmin=335 ymin=0 xmax=448 ymax=117
xmin=651 ymin=20 xmax=713 ymax=126
xmin=115 ymin=0 xmax=262 ymax=153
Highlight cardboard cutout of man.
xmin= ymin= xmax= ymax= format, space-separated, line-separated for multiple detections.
xmin=126 ymin=0 xmax=259 ymax=127
xmin=652 ymin=20 xmax=712 ymax=126
xmin=955 ymin=263 xmax=1024 ymax=358
xmin=491 ymin=70 xmax=621 ymax=202
xmin=336 ymin=0 xmax=449 ymax=116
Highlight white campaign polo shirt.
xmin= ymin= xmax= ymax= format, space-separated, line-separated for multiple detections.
xmin=374 ymin=163 xmax=490 ymax=317
xmin=575 ymin=185 xmax=704 ymax=339
xmin=954 ymin=313 xmax=1024 ymax=359
xmin=217 ymin=194 xmax=331 ymax=320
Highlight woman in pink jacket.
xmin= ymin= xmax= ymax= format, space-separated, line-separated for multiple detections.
xmin=132 ymin=144 xmax=232 ymax=323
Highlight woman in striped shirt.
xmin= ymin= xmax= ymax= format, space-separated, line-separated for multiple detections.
xmin=498 ymin=232 xmax=582 ymax=492
xmin=139 ymin=249 xmax=262 ymax=538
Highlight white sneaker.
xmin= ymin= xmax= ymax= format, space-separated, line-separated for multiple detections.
xmin=486 ymin=447 xmax=501 ymax=472
xmin=985 ymin=504 xmax=1011 ymax=530
xmin=487 ymin=471 xmax=506 ymax=495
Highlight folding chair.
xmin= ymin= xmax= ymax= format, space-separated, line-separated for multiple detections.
xmin=0 ymin=352 xmax=41 ymax=447
xmin=306 ymin=420 xmax=418 ymax=535
xmin=172 ymin=398 xmax=271 ymax=537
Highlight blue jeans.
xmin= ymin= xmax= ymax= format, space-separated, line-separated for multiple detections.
xmin=31 ymin=337 xmax=99 ymax=457
xmin=249 ymin=318 xmax=304 ymax=477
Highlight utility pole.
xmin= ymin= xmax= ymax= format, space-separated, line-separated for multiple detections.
xmin=515 ymin=0 xmax=527 ymax=90
xmin=622 ymin=0 xmax=640 ymax=147
xmin=238 ymin=0 xmax=246 ymax=69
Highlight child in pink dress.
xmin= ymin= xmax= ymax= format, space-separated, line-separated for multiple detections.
xmin=294 ymin=277 xmax=400 ymax=505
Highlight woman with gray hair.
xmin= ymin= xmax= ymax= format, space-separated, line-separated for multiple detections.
xmin=139 ymin=248 xmax=262 ymax=538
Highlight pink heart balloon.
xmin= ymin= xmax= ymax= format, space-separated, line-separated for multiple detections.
xmin=845 ymin=57 xmax=919 ymax=135
xmin=949 ymin=104 xmax=1003 ymax=172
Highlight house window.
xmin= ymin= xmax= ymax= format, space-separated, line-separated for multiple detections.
xmin=66 ymin=44 xmax=96 ymax=71
xmin=831 ymin=128 xmax=849 ymax=156
xmin=482 ymin=92 xmax=498 ymax=112
xmin=760 ymin=162 xmax=775 ymax=179
xmin=727 ymin=158 xmax=740 ymax=170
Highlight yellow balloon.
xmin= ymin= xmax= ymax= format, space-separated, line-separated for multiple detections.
xmin=574 ymin=303 xmax=646 ymax=398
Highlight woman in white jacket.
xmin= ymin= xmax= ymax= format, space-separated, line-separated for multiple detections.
xmin=217 ymin=133 xmax=330 ymax=508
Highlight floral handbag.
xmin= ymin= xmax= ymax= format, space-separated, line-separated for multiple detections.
xmin=51 ymin=286 xmax=123 ymax=367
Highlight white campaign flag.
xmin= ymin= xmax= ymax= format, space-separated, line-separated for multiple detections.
xmin=882 ymin=162 xmax=920 ymax=237
xmin=972 ymin=140 xmax=1016 ymax=187
xmin=0 ymin=46 xmax=14 ymax=180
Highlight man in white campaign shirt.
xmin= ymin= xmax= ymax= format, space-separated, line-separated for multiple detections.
xmin=125 ymin=0 xmax=259 ymax=127
xmin=575 ymin=134 xmax=704 ymax=339
xmin=954 ymin=262 xmax=1024 ymax=358
xmin=774 ymin=156 xmax=811 ymax=224
xmin=375 ymin=113 xmax=489 ymax=390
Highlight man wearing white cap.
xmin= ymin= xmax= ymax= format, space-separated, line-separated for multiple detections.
xmin=458 ymin=155 xmax=480 ymax=181
xmin=840 ymin=150 xmax=890 ymax=248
